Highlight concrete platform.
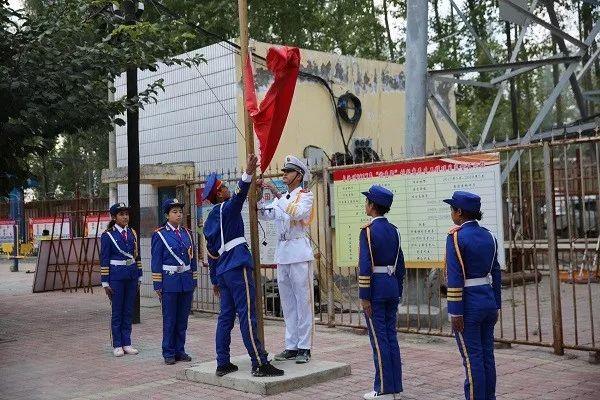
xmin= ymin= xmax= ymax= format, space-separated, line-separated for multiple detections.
xmin=178 ymin=355 xmax=352 ymax=395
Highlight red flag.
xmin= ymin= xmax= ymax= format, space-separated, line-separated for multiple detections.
xmin=244 ymin=46 xmax=300 ymax=171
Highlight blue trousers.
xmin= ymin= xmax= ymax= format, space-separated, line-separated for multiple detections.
xmin=365 ymin=298 xmax=402 ymax=395
xmin=161 ymin=290 xmax=194 ymax=359
xmin=216 ymin=266 xmax=268 ymax=368
xmin=110 ymin=278 xmax=137 ymax=348
xmin=454 ymin=308 xmax=497 ymax=400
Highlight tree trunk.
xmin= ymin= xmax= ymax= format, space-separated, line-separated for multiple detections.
xmin=382 ymin=0 xmax=394 ymax=60
xmin=581 ymin=3 xmax=594 ymax=115
xmin=545 ymin=0 xmax=587 ymax=118
xmin=371 ymin=0 xmax=381 ymax=57
xmin=552 ymin=38 xmax=564 ymax=125
xmin=506 ymin=21 xmax=519 ymax=138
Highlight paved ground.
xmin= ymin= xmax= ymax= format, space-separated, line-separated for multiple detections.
xmin=1 ymin=260 xmax=599 ymax=400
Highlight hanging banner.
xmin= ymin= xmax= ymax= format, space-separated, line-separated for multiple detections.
xmin=332 ymin=154 xmax=505 ymax=269
xmin=29 ymin=217 xmax=72 ymax=248
xmin=0 ymin=220 xmax=15 ymax=243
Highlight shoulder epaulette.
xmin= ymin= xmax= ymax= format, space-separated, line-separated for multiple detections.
xmin=361 ymin=221 xmax=372 ymax=229
xmin=154 ymin=226 xmax=165 ymax=233
xmin=448 ymin=225 xmax=462 ymax=235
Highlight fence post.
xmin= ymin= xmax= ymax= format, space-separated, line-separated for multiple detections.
xmin=543 ymin=141 xmax=564 ymax=355
xmin=10 ymin=223 xmax=19 ymax=272
xmin=322 ymin=165 xmax=335 ymax=327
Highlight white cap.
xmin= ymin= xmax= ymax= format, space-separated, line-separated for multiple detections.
xmin=282 ymin=155 xmax=310 ymax=182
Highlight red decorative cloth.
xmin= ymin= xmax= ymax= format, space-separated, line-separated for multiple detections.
xmin=244 ymin=46 xmax=300 ymax=171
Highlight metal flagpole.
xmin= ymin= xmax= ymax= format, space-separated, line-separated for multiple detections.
xmin=237 ymin=0 xmax=265 ymax=342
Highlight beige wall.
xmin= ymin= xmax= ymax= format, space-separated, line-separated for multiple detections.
xmin=235 ymin=40 xmax=457 ymax=168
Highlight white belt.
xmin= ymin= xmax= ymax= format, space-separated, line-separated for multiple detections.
xmin=373 ymin=265 xmax=396 ymax=275
xmin=464 ymin=274 xmax=493 ymax=287
xmin=280 ymin=234 xmax=307 ymax=241
xmin=162 ymin=264 xmax=191 ymax=273
xmin=110 ymin=259 xmax=135 ymax=266
xmin=219 ymin=237 xmax=247 ymax=255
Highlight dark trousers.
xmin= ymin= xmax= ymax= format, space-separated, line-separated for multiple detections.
xmin=454 ymin=308 xmax=497 ymax=400
xmin=215 ymin=266 xmax=268 ymax=368
xmin=161 ymin=290 xmax=193 ymax=359
xmin=110 ymin=278 xmax=137 ymax=348
xmin=365 ymin=298 xmax=403 ymax=395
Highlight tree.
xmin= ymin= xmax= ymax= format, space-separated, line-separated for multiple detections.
xmin=0 ymin=0 xmax=204 ymax=196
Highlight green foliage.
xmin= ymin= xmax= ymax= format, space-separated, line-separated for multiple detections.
xmin=3 ymin=0 xmax=597 ymax=199
xmin=0 ymin=0 xmax=204 ymax=196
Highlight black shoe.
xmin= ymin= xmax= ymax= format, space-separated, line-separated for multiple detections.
xmin=252 ymin=363 xmax=284 ymax=377
xmin=273 ymin=349 xmax=298 ymax=361
xmin=295 ymin=349 xmax=311 ymax=364
xmin=215 ymin=362 xmax=239 ymax=377
xmin=164 ymin=357 xmax=176 ymax=365
xmin=175 ymin=353 xmax=192 ymax=362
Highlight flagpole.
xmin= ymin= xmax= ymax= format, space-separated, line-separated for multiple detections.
xmin=237 ymin=0 xmax=265 ymax=342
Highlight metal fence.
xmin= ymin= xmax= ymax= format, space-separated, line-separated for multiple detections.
xmin=187 ymin=133 xmax=600 ymax=355
xmin=0 ymin=197 xmax=109 ymax=240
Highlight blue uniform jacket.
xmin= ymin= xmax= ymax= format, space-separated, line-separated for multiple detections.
xmin=203 ymin=174 xmax=253 ymax=285
xmin=151 ymin=223 xmax=198 ymax=292
xmin=445 ymin=221 xmax=502 ymax=316
xmin=100 ymin=227 xmax=142 ymax=284
xmin=358 ymin=217 xmax=406 ymax=301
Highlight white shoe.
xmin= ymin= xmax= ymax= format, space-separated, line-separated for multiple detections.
xmin=363 ymin=391 xmax=394 ymax=400
xmin=113 ymin=347 xmax=125 ymax=357
xmin=123 ymin=345 xmax=139 ymax=355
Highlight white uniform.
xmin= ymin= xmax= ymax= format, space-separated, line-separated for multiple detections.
xmin=258 ymin=186 xmax=314 ymax=351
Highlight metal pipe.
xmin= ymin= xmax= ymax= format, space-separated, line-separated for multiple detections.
xmin=528 ymin=148 xmax=543 ymax=343
xmin=543 ymin=142 xmax=565 ymax=355
xmin=404 ymin=0 xmax=428 ymax=157
xmin=108 ymin=80 xmax=118 ymax=205
xmin=321 ymin=165 xmax=335 ymax=327
xmin=562 ymin=144 xmax=578 ymax=346
xmin=237 ymin=0 xmax=264 ymax=342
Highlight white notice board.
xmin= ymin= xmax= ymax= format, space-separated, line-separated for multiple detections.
xmin=332 ymin=154 xmax=505 ymax=269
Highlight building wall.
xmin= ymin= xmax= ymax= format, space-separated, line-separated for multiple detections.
xmin=112 ymin=41 xmax=458 ymax=297
xmin=235 ymin=41 xmax=457 ymax=168
xmin=114 ymin=43 xmax=239 ymax=296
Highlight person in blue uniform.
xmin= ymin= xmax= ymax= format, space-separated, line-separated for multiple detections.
xmin=202 ymin=154 xmax=283 ymax=378
xmin=359 ymin=185 xmax=405 ymax=400
xmin=100 ymin=202 xmax=142 ymax=357
xmin=151 ymin=198 xmax=198 ymax=365
xmin=443 ymin=191 xmax=501 ymax=400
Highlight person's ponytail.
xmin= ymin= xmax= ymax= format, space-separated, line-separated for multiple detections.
xmin=105 ymin=219 xmax=116 ymax=232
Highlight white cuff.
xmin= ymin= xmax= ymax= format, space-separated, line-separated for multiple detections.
xmin=241 ymin=172 xmax=252 ymax=183
xmin=101 ymin=282 xmax=109 ymax=288
xmin=138 ymin=277 xmax=142 ymax=282
xmin=448 ymin=313 xmax=463 ymax=322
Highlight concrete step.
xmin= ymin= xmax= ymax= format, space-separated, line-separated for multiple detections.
xmin=178 ymin=354 xmax=351 ymax=395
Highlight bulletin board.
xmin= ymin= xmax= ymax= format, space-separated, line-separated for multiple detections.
xmin=332 ymin=154 xmax=505 ymax=268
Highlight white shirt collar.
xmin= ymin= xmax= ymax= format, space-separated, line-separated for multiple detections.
xmin=287 ymin=186 xmax=302 ymax=195
xmin=460 ymin=220 xmax=477 ymax=227
xmin=115 ymin=224 xmax=127 ymax=233
xmin=371 ymin=216 xmax=386 ymax=222
xmin=167 ymin=222 xmax=180 ymax=231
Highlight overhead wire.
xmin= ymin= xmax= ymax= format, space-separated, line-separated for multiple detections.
xmin=148 ymin=0 xmax=350 ymax=156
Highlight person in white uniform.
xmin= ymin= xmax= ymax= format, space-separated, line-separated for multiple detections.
xmin=257 ymin=155 xmax=314 ymax=364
